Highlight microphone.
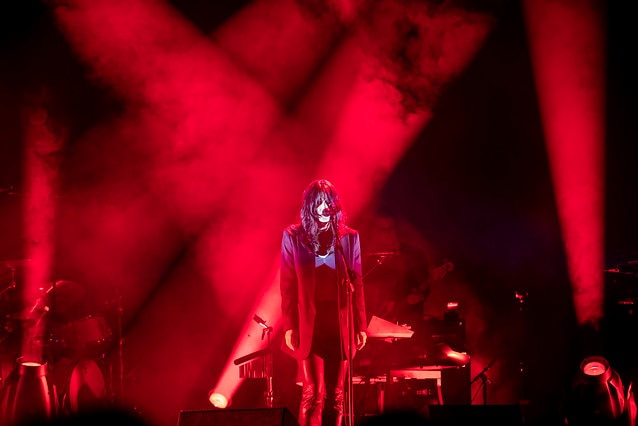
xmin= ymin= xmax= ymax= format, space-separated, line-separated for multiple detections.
xmin=321 ymin=207 xmax=339 ymax=217
xmin=253 ymin=314 xmax=273 ymax=340
xmin=253 ymin=314 xmax=271 ymax=330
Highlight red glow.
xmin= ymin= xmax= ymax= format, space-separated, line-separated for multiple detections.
xmin=523 ymin=0 xmax=606 ymax=326
xmin=211 ymin=0 xmax=495 ymax=408
xmin=47 ymin=0 xmax=497 ymax=422
xmin=212 ymin=0 xmax=356 ymax=105
xmin=21 ymin=90 xmax=62 ymax=362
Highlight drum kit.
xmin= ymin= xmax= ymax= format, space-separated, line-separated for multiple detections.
xmin=0 ymin=258 xmax=122 ymax=419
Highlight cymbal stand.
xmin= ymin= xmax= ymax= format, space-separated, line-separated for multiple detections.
xmin=115 ymin=291 xmax=124 ymax=401
xmin=0 ymin=268 xmax=15 ymax=387
xmin=515 ymin=290 xmax=530 ymax=406
xmin=0 ymin=267 xmax=17 ymax=298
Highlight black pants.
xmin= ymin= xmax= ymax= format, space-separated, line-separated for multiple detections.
xmin=298 ymin=354 xmax=348 ymax=426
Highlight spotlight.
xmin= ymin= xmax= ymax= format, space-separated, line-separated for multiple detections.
xmin=566 ymin=356 xmax=635 ymax=425
xmin=208 ymin=391 xmax=229 ymax=409
xmin=0 ymin=358 xmax=57 ymax=425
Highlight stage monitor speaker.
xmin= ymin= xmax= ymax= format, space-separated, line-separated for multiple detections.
xmin=177 ymin=408 xmax=298 ymax=426
xmin=427 ymin=404 xmax=522 ymax=425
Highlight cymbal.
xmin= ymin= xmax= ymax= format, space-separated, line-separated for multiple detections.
xmin=1 ymin=281 xmax=85 ymax=321
xmin=1 ymin=259 xmax=32 ymax=270
xmin=5 ymin=306 xmax=37 ymax=322
xmin=365 ymin=251 xmax=398 ymax=257
xmin=43 ymin=280 xmax=86 ymax=313
xmin=0 ymin=286 xmax=27 ymax=319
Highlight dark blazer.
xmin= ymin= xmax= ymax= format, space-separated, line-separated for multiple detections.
xmin=280 ymin=224 xmax=368 ymax=361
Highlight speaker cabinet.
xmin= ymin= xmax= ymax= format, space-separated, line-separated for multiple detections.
xmin=177 ymin=408 xmax=298 ymax=426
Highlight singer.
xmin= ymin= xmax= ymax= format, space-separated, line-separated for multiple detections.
xmin=280 ymin=179 xmax=367 ymax=426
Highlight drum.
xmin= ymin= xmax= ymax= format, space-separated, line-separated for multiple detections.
xmin=52 ymin=357 xmax=108 ymax=415
xmin=59 ymin=315 xmax=112 ymax=357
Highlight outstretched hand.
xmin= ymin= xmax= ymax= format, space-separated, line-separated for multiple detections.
xmin=285 ymin=329 xmax=298 ymax=351
xmin=356 ymin=331 xmax=367 ymax=350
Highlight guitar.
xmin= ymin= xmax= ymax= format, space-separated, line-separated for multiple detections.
xmin=404 ymin=260 xmax=455 ymax=306
xmin=376 ymin=261 xmax=454 ymax=321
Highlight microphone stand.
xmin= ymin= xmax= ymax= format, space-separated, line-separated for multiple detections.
xmin=253 ymin=315 xmax=274 ymax=408
xmin=330 ymin=216 xmax=355 ymax=426
xmin=470 ymin=358 xmax=496 ymax=405
xmin=361 ymin=253 xmax=392 ymax=281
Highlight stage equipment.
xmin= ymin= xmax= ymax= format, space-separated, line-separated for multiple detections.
xmin=207 ymin=392 xmax=229 ymax=409
xmin=0 ymin=259 xmax=32 ymax=272
xmin=0 ymin=358 xmax=57 ymax=425
xmin=235 ymin=348 xmax=272 ymax=380
xmin=604 ymin=266 xmax=638 ymax=381
xmin=230 ymin=314 xmax=275 ymax=409
xmin=388 ymin=365 xmax=446 ymax=406
xmin=428 ymin=404 xmax=523 ymax=424
xmin=566 ymin=355 xmax=636 ymax=426
xmin=353 ymin=313 xmax=470 ymax=416
xmin=178 ymin=407 xmax=297 ymax=426
xmin=52 ymin=356 xmax=108 ymax=415
xmin=42 ymin=280 xmax=86 ymax=316
xmin=470 ymin=358 xmax=496 ymax=405
xmin=45 ymin=283 xmax=122 ymax=414
xmin=366 ymin=315 xmax=414 ymax=339
xmin=57 ymin=315 xmax=112 ymax=358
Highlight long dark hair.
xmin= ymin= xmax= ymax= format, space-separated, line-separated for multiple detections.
xmin=300 ymin=179 xmax=344 ymax=254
